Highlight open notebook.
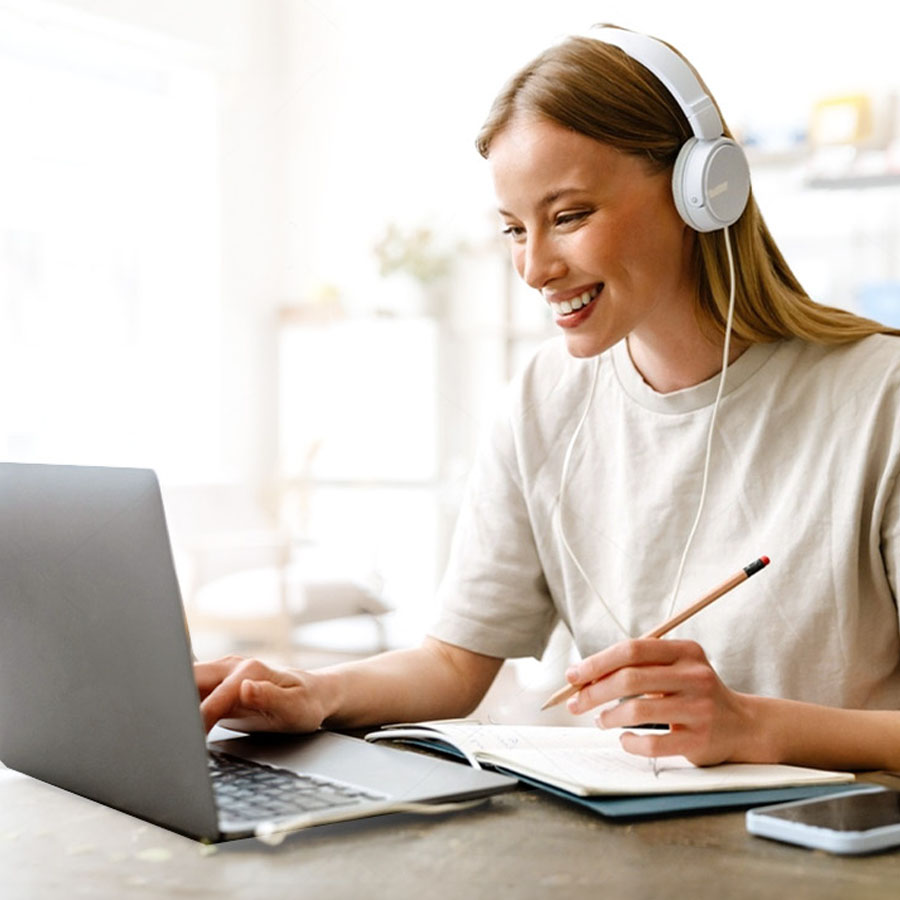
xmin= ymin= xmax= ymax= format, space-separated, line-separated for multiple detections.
xmin=366 ymin=721 xmax=855 ymax=798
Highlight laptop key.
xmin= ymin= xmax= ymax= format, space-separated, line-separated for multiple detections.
xmin=208 ymin=750 xmax=385 ymax=822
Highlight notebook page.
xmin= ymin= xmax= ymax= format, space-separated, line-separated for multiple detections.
xmin=393 ymin=722 xmax=853 ymax=797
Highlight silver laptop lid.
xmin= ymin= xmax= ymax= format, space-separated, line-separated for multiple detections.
xmin=0 ymin=462 xmax=219 ymax=840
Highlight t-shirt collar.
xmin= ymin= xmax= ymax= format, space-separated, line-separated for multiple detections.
xmin=612 ymin=337 xmax=781 ymax=413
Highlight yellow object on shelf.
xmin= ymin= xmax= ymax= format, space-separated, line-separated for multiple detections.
xmin=810 ymin=93 xmax=873 ymax=146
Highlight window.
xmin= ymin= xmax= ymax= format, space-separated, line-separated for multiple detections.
xmin=0 ymin=2 xmax=221 ymax=482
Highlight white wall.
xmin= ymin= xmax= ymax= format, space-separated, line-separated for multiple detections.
xmin=37 ymin=0 xmax=286 ymax=492
xmin=3 ymin=0 xmax=893 ymax=653
xmin=274 ymin=0 xmax=900 ymax=292
xmin=41 ymin=0 xmax=900 ymax=486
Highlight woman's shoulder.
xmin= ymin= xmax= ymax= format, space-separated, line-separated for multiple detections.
xmin=852 ymin=331 xmax=900 ymax=358
xmin=785 ymin=333 xmax=900 ymax=374
xmin=768 ymin=334 xmax=900 ymax=407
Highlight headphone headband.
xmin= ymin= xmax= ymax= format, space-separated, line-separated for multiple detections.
xmin=572 ymin=26 xmax=750 ymax=232
xmin=586 ymin=27 xmax=722 ymax=140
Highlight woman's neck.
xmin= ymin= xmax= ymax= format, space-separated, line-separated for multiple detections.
xmin=626 ymin=329 xmax=750 ymax=394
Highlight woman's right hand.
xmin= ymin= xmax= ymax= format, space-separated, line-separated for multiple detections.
xmin=194 ymin=655 xmax=328 ymax=734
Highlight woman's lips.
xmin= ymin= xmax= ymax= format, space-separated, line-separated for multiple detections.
xmin=548 ymin=284 xmax=603 ymax=328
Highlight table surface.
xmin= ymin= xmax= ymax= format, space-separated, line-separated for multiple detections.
xmin=4 ymin=764 xmax=900 ymax=900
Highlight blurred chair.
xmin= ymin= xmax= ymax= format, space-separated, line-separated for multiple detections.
xmin=166 ymin=483 xmax=392 ymax=664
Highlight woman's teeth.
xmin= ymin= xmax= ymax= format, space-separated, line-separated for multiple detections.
xmin=550 ymin=284 xmax=601 ymax=316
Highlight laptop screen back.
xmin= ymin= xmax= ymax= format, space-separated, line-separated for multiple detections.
xmin=0 ymin=463 xmax=219 ymax=839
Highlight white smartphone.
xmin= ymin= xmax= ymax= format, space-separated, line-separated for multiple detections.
xmin=746 ymin=786 xmax=900 ymax=855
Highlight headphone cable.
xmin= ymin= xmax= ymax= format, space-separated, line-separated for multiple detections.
xmin=555 ymin=356 xmax=630 ymax=638
xmin=664 ymin=224 xmax=737 ymax=617
xmin=556 ymin=223 xmax=738 ymax=633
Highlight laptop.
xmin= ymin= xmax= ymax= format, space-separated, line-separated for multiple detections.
xmin=0 ymin=462 xmax=515 ymax=842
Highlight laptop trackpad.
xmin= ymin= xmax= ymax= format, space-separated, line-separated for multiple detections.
xmin=208 ymin=730 xmax=515 ymax=802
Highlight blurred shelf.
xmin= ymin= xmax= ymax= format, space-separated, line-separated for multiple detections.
xmin=805 ymin=172 xmax=900 ymax=190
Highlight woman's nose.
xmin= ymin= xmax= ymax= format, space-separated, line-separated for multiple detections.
xmin=519 ymin=233 xmax=566 ymax=290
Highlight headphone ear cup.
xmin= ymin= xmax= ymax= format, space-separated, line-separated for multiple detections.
xmin=671 ymin=139 xmax=698 ymax=229
xmin=672 ymin=137 xmax=751 ymax=232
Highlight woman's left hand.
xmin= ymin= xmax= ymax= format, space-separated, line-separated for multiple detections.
xmin=564 ymin=638 xmax=757 ymax=766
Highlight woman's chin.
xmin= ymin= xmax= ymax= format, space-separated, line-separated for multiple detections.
xmin=562 ymin=331 xmax=616 ymax=359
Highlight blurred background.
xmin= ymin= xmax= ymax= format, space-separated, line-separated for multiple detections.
xmin=2 ymin=0 xmax=899 ymax=722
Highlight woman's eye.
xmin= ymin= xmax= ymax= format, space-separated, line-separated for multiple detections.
xmin=555 ymin=211 xmax=591 ymax=227
xmin=501 ymin=225 xmax=525 ymax=240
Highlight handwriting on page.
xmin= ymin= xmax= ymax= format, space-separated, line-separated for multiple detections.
xmin=394 ymin=722 xmax=853 ymax=795
xmin=441 ymin=724 xmax=674 ymax=786
xmin=511 ymin=748 xmax=677 ymax=786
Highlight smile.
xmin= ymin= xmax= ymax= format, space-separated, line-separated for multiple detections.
xmin=548 ymin=284 xmax=602 ymax=317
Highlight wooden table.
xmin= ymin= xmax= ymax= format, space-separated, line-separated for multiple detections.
xmin=4 ymin=764 xmax=900 ymax=900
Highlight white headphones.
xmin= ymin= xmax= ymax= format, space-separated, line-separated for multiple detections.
xmin=557 ymin=29 xmax=746 ymax=638
xmin=582 ymin=27 xmax=751 ymax=233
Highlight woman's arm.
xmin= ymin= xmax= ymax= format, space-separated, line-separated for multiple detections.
xmin=565 ymin=638 xmax=900 ymax=770
xmin=739 ymin=696 xmax=900 ymax=771
xmin=195 ymin=637 xmax=504 ymax=734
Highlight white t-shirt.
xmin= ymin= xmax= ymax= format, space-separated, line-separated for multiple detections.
xmin=429 ymin=335 xmax=900 ymax=710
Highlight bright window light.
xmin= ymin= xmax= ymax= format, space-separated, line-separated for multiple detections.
xmin=0 ymin=2 xmax=221 ymax=483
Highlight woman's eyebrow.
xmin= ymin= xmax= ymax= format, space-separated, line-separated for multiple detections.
xmin=497 ymin=187 xmax=588 ymax=218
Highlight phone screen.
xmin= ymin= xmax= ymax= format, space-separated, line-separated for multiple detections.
xmin=763 ymin=789 xmax=900 ymax=832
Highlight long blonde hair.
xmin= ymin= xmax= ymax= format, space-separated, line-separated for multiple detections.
xmin=476 ymin=33 xmax=897 ymax=344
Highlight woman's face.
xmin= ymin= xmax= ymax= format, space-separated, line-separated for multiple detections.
xmin=488 ymin=114 xmax=697 ymax=360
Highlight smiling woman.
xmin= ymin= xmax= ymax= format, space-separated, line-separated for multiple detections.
xmin=476 ymin=31 xmax=896 ymax=356
xmin=194 ymin=24 xmax=900 ymax=776
xmin=488 ymin=120 xmax=700 ymax=381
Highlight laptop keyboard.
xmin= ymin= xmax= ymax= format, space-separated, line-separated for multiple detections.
xmin=208 ymin=750 xmax=387 ymax=822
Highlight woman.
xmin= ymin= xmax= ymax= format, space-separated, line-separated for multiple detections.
xmin=196 ymin=26 xmax=900 ymax=770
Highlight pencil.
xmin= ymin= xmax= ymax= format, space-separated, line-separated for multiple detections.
xmin=540 ymin=556 xmax=770 ymax=711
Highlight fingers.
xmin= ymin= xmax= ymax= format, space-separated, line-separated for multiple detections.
xmin=568 ymin=639 xmax=708 ymax=687
xmin=195 ymin=655 xmax=324 ymax=734
xmin=217 ymin=680 xmax=285 ymax=733
xmin=564 ymin=639 xmax=748 ymax=766
xmin=565 ymin=640 xmax=710 ymax=715
xmin=237 ymin=678 xmax=292 ymax=727
xmin=596 ymin=690 xmax=714 ymax=732
xmin=194 ymin=656 xmax=246 ymax=700
xmin=615 ymin=722 xmax=734 ymax=767
xmin=570 ymin=668 xmax=674 ymax=714
xmin=231 ymin=676 xmax=326 ymax=734
xmin=617 ymin=727 xmax=698 ymax=762
xmin=197 ymin=657 xmax=282 ymax=733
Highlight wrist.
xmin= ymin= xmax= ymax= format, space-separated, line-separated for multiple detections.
xmin=302 ymin=665 xmax=345 ymax=727
xmin=734 ymin=692 xmax=783 ymax=763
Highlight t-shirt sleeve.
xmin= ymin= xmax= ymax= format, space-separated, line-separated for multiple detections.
xmin=427 ymin=396 xmax=558 ymax=660
xmin=879 ymin=460 xmax=900 ymax=635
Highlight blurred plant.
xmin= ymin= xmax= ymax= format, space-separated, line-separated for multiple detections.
xmin=373 ymin=223 xmax=454 ymax=285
